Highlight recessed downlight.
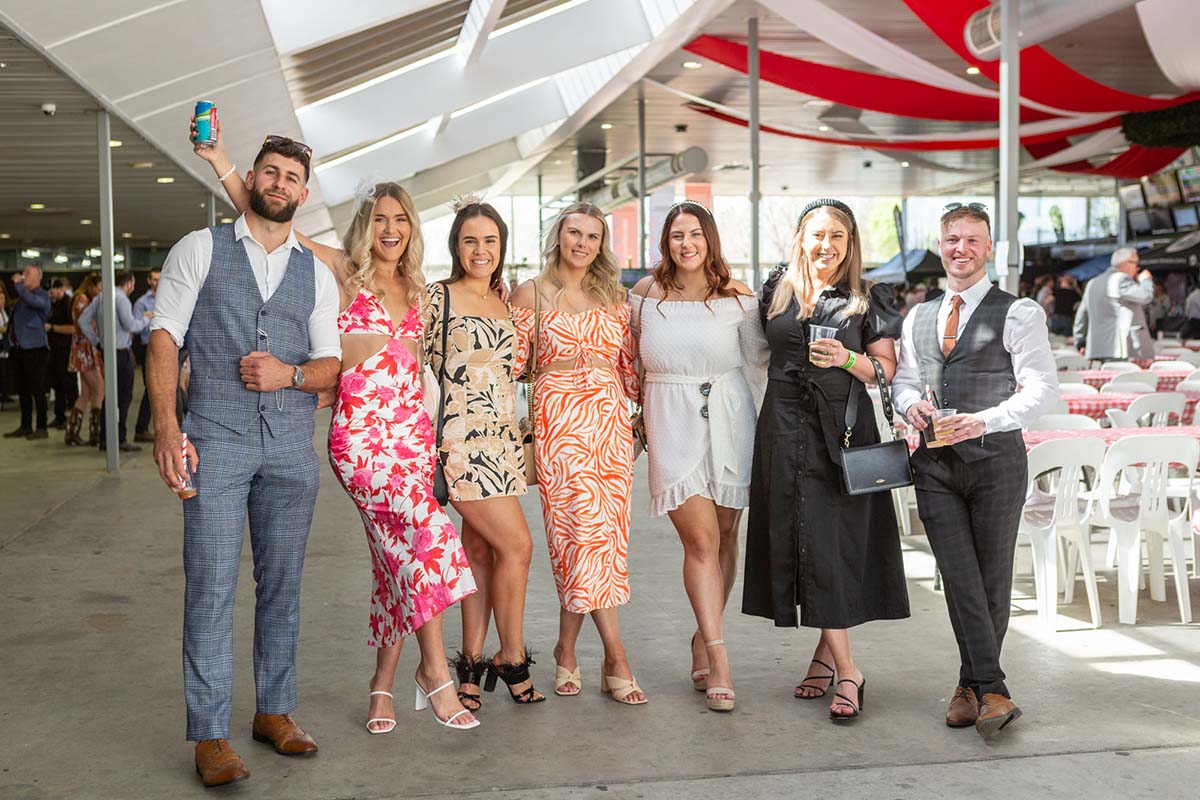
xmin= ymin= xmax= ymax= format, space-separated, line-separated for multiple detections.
xmin=80 ymin=218 xmax=93 ymax=225
xmin=156 ymin=176 xmax=175 ymax=184
xmin=966 ymin=66 xmax=981 ymax=75
xmin=220 ymin=217 xmax=234 ymax=224
xmin=132 ymin=161 xmax=154 ymax=169
xmin=900 ymin=161 xmax=910 ymax=168
xmin=109 ymin=139 xmax=122 ymax=148
xmin=818 ymin=125 xmax=830 ymax=132
xmin=121 ymin=232 xmax=133 ymax=239
xmin=29 ymin=203 xmax=45 ymax=210
xmin=600 ymin=123 xmax=613 ymax=130
xmin=682 ymin=60 xmax=702 ymax=70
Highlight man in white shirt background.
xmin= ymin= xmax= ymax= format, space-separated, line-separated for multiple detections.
xmin=892 ymin=203 xmax=1057 ymax=740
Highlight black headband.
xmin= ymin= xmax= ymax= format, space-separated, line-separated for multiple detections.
xmin=798 ymin=198 xmax=856 ymax=231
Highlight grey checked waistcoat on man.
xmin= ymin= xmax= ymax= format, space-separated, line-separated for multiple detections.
xmin=911 ymin=285 xmax=1022 ymax=462
xmin=184 ymin=223 xmax=317 ymax=440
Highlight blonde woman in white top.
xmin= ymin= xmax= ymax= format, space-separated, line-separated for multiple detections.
xmin=631 ymin=201 xmax=767 ymax=712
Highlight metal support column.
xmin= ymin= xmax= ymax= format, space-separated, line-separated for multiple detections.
xmin=997 ymin=0 xmax=1020 ymax=295
xmin=637 ymin=81 xmax=647 ymax=272
xmin=1115 ymin=179 xmax=1128 ymax=245
xmin=207 ymin=192 xmax=217 ymax=227
xmin=97 ymin=110 xmax=119 ymax=471
xmin=749 ymin=16 xmax=761 ymax=289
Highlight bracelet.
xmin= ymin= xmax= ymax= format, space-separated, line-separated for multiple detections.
xmin=217 ymin=163 xmax=237 ymax=182
xmin=840 ymin=351 xmax=857 ymax=370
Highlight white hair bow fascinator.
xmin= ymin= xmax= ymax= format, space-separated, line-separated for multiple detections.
xmin=352 ymin=172 xmax=389 ymax=209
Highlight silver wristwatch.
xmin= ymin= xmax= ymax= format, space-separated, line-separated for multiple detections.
xmin=291 ymin=365 xmax=305 ymax=389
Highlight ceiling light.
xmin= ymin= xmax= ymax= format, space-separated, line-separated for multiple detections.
xmin=113 ymin=254 xmax=125 ymax=263
xmin=22 ymin=249 xmax=40 ymax=258
xmin=818 ymin=125 xmax=830 ymax=132
xmin=132 ymin=161 xmax=154 ymax=169
xmin=80 ymin=218 xmax=92 ymax=225
xmin=156 ymin=176 xmax=175 ymax=184
xmin=220 ymin=217 xmax=234 ymax=224
xmin=121 ymin=232 xmax=133 ymax=239
xmin=682 ymin=60 xmax=702 ymax=70
xmin=109 ymin=139 xmax=122 ymax=148
xmin=554 ymin=159 xmax=563 ymax=165
xmin=29 ymin=203 xmax=45 ymax=210
xmin=900 ymin=161 xmax=910 ymax=168
xmin=0 ymin=233 xmax=9 ymax=239
xmin=966 ymin=66 xmax=981 ymax=75
xmin=804 ymin=99 xmax=833 ymax=108
xmin=0 ymin=63 xmax=7 ymax=68
xmin=600 ymin=123 xmax=613 ymax=130
xmin=54 ymin=254 xmax=69 ymax=264
xmin=81 ymin=259 xmax=91 ymax=267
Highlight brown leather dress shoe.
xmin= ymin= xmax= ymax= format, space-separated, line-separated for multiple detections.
xmin=194 ymin=739 xmax=249 ymax=787
xmin=945 ymin=686 xmax=979 ymax=728
xmin=975 ymin=693 xmax=1022 ymax=739
xmin=252 ymin=713 xmax=318 ymax=756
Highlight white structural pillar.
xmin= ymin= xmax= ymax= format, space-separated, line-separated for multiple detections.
xmin=97 ymin=110 xmax=119 ymax=471
xmin=997 ymin=0 xmax=1020 ymax=295
xmin=748 ymin=15 xmax=761 ymax=289
xmin=207 ymin=192 xmax=217 ymax=227
xmin=637 ymin=80 xmax=647 ymax=272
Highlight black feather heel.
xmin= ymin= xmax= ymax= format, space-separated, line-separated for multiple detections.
xmin=448 ymin=652 xmax=487 ymax=711
xmin=483 ymin=649 xmax=546 ymax=704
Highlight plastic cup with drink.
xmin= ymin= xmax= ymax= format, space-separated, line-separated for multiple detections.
xmin=177 ymin=433 xmax=198 ymax=499
xmin=923 ymin=408 xmax=957 ymax=448
xmin=809 ymin=324 xmax=839 ymax=364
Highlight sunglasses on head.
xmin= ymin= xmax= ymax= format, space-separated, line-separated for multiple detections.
xmin=262 ymin=134 xmax=312 ymax=161
xmin=943 ymin=202 xmax=989 ymax=214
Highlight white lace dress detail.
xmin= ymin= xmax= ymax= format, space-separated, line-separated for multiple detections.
xmin=633 ymin=295 xmax=769 ymax=517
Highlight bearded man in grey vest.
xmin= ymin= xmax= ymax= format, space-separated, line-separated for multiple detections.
xmin=148 ymin=136 xmax=341 ymax=787
xmin=893 ymin=204 xmax=1057 ymax=740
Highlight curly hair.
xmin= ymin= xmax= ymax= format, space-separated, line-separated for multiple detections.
xmin=341 ymin=182 xmax=425 ymax=310
xmin=537 ymin=202 xmax=624 ymax=306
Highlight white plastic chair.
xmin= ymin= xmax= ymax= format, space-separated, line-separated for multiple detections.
xmin=1103 ymin=361 xmax=1143 ymax=373
xmin=1041 ymin=397 xmax=1070 ymax=415
xmin=1088 ymin=435 xmax=1197 ymax=625
xmin=1100 ymin=381 xmax=1154 ymax=394
xmin=1020 ymin=439 xmax=1105 ymax=630
xmin=1172 ymin=351 xmax=1200 ymax=367
xmin=1058 ymin=383 xmax=1097 ymax=395
xmin=1106 ymin=370 xmax=1154 ymax=386
xmin=1028 ymin=414 xmax=1101 ymax=431
xmin=1058 ymin=370 xmax=1085 ymax=384
xmin=1125 ymin=392 xmax=1186 ymax=427
xmin=1149 ymin=360 xmax=1187 ymax=371
xmin=1105 ymin=408 xmax=1137 ymax=429
xmin=1159 ymin=347 xmax=1191 ymax=358
xmin=1055 ymin=353 xmax=1088 ymax=371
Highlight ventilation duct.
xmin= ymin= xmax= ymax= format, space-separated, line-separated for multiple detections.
xmin=579 ymin=146 xmax=708 ymax=213
xmin=965 ymin=0 xmax=1140 ymax=61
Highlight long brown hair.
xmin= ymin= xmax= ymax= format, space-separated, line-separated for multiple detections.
xmin=652 ymin=201 xmax=736 ymax=308
xmin=538 ymin=202 xmax=624 ymax=306
xmin=447 ymin=200 xmax=507 ymax=293
xmin=766 ymin=203 xmax=868 ymax=320
xmin=341 ymin=181 xmax=425 ymax=310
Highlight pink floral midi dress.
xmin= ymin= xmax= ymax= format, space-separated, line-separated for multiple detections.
xmin=328 ymin=289 xmax=475 ymax=647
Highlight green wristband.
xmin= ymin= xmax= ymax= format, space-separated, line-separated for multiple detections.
xmin=840 ymin=351 xmax=857 ymax=370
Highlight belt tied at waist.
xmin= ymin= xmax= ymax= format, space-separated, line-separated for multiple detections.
xmin=644 ymin=368 xmax=742 ymax=481
xmin=539 ymin=352 xmax=614 ymax=387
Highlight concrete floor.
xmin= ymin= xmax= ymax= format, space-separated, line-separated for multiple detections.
xmin=1 ymin=398 xmax=1197 ymax=800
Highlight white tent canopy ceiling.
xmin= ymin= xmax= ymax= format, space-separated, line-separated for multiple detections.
xmin=0 ymin=0 xmax=1196 ymax=245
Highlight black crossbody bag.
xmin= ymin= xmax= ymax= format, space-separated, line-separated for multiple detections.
xmin=432 ymin=283 xmax=451 ymax=506
xmin=839 ymin=356 xmax=914 ymax=495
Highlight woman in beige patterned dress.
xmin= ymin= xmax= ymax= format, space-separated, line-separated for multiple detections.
xmin=427 ymin=199 xmax=544 ymax=708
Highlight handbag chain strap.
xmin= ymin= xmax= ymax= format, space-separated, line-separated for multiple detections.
xmin=525 ymin=286 xmax=540 ymax=439
xmin=433 ymin=281 xmax=451 ymax=451
xmin=842 ymin=355 xmax=898 ymax=448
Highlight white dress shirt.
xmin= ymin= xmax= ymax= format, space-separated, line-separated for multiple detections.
xmin=893 ymin=277 xmax=1058 ymax=434
xmin=150 ymin=214 xmax=341 ymax=360
xmin=1186 ymin=288 xmax=1200 ymax=321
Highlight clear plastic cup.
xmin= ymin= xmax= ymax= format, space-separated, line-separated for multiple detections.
xmin=809 ymin=324 xmax=839 ymax=364
xmin=177 ymin=434 xmax=198 ymax=499
xmin=923 ymin=408 xmax=957 ymax=448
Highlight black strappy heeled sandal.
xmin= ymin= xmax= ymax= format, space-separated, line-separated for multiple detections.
xmin=794 ymin=658 xmax=836 ymax=699
xmin=483 ymin=649 xmax=546 ymax=704
xmin=449 ymin=652 xmax=487 ymax=712
xmin=829 ymin=677 xmax=866 ymax=723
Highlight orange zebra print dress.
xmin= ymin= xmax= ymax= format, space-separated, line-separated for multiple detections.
xmin=511 ymin=303 xmax=639 ymax=613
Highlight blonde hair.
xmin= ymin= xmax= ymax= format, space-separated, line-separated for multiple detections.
xmin=341 ymin=181 xmax=426 ymax=310
xmin=537 ymin=202 xmax=624 ymax=306
xmin=767 ymin=204 xmax=868 ymax=321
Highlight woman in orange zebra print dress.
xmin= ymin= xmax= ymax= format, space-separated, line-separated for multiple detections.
xmin=510 ymin=202 xmax=646 ymax=705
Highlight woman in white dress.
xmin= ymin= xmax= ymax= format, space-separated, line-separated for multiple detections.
xmin=631 ymin=201 xmax=767 ymax=712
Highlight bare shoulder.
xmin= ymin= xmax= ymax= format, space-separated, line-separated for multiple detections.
xmin=727 ymin=278 xmax=754 ymax=296
xmin=509 ymin=279 xmax=538 ymax=309
xmin=631 ymin=276 xmax=655 ymax=298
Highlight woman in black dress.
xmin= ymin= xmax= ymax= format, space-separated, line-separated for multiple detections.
xmin=743 ymin=198 xmax=910 ymax=722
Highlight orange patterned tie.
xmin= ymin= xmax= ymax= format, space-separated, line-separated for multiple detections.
xmin=941 ymin=295 xmax=964 ymax=358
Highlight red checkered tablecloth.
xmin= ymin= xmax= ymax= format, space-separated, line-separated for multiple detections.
xmin=1075 ymin=368 xmax=1195 ymax=390
xmin=1023 ymin=426 xmax=1200 ymax=450
xmin=1062 ymin=391 xmax=1198 ymax=424
xmin=1132 ymin=355 xmax=1180 ymax=368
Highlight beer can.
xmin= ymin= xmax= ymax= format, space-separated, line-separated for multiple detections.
xmin=194 ymin=100 xmax=216 ymax=146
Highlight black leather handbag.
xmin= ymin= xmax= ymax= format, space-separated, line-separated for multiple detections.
xmin=839 ymin=356 xmax=914 ymax=496
xmin=432 ymin=283 xmax=451 ymax=506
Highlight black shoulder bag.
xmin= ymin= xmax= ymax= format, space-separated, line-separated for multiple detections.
xmin=839 ymin=356 xmax=914 ymax=495
xmin=432 ymin=282 xmax=451 ymax=506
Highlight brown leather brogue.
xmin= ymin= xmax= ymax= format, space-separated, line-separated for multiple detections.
xmin=251 ymin=713 xmax=318 ymax=756
xmin=194 ymin=739 xmax=249 ymax=787
xmin=945 ymin=686 xmax=979 ymax=728
xmin=975 ymin=693 xmax=1022 ymax=739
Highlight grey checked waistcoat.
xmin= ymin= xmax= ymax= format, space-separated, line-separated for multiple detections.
xmin=912 ymin=285 xmax=1022 ymax=462
xmin=184 ymin=223 xmax=317 ymax=438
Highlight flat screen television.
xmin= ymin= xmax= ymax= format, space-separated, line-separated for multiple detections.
xmin=1177 ymin=165 xmax=1200 ymax=203
xmin=1171 ymin=204 xmax=1199 ymax=229
xmin=1127 ymin=209 xmax=1153 ymax=235
xmin=1149 ymin=207 xmax=1175 ymax=234
xmin=1118 ymin=183 xmax=1146 ymax=209
xmin=1142 ymin=172 xmax=1182 ymax=206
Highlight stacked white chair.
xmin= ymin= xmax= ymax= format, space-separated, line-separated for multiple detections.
xmin=1028 ymin=414 xmax=1100 ymax=431
xmin=1088 ymin=435 xmax=1197 ymax=625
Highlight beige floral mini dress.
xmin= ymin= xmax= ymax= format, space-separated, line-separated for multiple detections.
xmin=424 ymin=282 xmax=527 ymax=501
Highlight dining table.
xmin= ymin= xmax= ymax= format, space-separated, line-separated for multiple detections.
xmin=1061 ymin=390 xmax=1199 ymax=424
xmin=1073 ymin=367 xmax=1195 ymax=391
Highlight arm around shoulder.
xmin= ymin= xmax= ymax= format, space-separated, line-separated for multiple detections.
xmin=509 ymin=279 xmax=538 ymax=309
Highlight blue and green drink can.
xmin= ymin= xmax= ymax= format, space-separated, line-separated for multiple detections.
xmin=194 ymin=101 xmax=216 ymax=146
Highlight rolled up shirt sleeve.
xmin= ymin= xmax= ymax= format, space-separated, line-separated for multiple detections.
xmin=151 ymin=229 xmax=211 ymax=348
xmin=891 ymin=311 xmax=924 ymax=416
xmin=308 ymin=257 xmax=342 ymax=361
xmin=975 ymin=298 xmax=1059 ymax=433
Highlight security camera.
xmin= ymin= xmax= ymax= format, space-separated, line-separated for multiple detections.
xmin=674 ymin=123 xmax=688 ymax=133
xmin=41 ymin=102 xmax=56 ymax=116
xmin=862 ymin=160 xmax=872 ymax=169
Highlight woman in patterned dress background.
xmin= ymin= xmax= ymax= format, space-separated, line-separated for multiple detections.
xmin=426 ymin=199 xmax=543 ymax=708
xmin=65 ymin=274 xmax=105 ymax=446
xmin=510 ymin=202 xmax=646 ymax=706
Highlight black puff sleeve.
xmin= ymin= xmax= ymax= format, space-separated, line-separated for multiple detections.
xmin=862 ymin=282 xmax=903 ymax=345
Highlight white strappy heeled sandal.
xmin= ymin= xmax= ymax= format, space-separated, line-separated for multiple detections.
xmin=366 ymin=690 xmax=396 ymax=734
xmin=414 ymin=679 xmax=481 ymax=730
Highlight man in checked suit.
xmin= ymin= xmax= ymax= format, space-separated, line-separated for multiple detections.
xmin=892 ymin=204 xmax=1058 ymax=739
xmin=148 ymin=136 xmax=341 ymax=786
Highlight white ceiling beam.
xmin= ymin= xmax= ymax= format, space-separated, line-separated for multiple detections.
xmin=297 ymin=0 xmax=650 ymax=156
xmin=457 ymin=0 xmax=508 ymax=67
xmin=259 ymin=0 xmax=444 ymax=55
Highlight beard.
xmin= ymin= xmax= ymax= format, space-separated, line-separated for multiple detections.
xmin=249 ymin=187 xmax=299 ymax=223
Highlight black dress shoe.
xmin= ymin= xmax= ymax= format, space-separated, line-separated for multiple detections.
xmin=27 ymin=428 xmax=49 ymax=440
xmin=3 ymin=427 xmax=33 ymax=438
xmin=50 ymin=418 xmax=67 ymax=430
xmin=118 ymin=442 xmax=142 ymax=453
